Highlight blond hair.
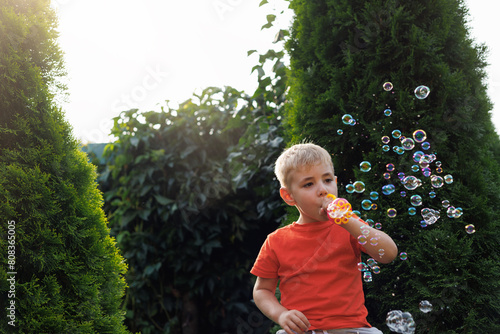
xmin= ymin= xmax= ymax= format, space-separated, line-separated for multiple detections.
xmin=274 ymin=143 xmax=334 ymax=188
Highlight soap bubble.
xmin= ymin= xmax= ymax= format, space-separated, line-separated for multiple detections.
xmin=342 ymin=114 xmax=355 ymax=125
xmin=442 ymin=200 xmax=450 ymax=208
xmin=372 ymin=266 xmax=381 ymax=274
xmin=337 ymin=129 xmax=343 ymax=135
xmin=421 ymin=208 xmax=440 ymax=225
xmin=399 ymin=252 xmax=408 ymax=260
xmin=429 ymin=191 xmax=436 ymax=198
xmin=410 ymin=195 xmax=423 ymax=206
xmin=408 ymin=207 xmax=417 ymax=215
xmin=422 ymin=167 xmax=431 ymax=177
xmin=361 ymin=225 xmax=371 ymax=236
xmin=374 ymin=222 xmax=382 ymax=229
xmin=386 ymin=163 xmax=395 ymax=172
xmin=362 ymin=199 xmax=373 ymax=210
xmin=360 ymin=161 xmax=372 ymax=172
xmin=382 ymin=184 xmax=396 ymax=195
xmin=444 ymin=174 xmax=454 ymax=184
xmin=387 ymin=208 xmax=397 ymax=218
xmin=419 ymin=154 xmax=432 ymax=168
xmin=435 ymin=160 xmax=442 ymax=167
xmin=421 ymin=141 xmax=431 ymax=150
xmin=403 ymin=176 xmax=422 ymax=190
xmin=358 ymin=262 xmax=369 ymax=271
xmin=415 ymin=85 xmax=431 ymax=99
xmin=419 ymin=300 xmax=433 ymax=313
xmin=353 ymin=181 xmax=366 ymax=193
xmin=384 ymin=172 xmax=391 ymax=180
xmin=400 ymin=191 xmax=407 ymax=197
xmin=370 ymin=237 xmax=379 ymax=246
xmin=392 ymin=130 xmax=402 ymax=139
xmin=465 ymin=224 xmax=476 ymax=234
xmin=386 ymin=310 xmax=415 ymax=334
xmin=398 ymin=172 xmax=406 ymax=180
xmin=382 ymin=136 xmax=391 ymax=144
xmin=402 ymin=138 xmax=415 ymax=150
xmin=370 ymin=191 xmax=379 ymax=200
xmin=447 ymin=206 xmax=463 ymax=218
xmin=431 ymin=175 xmax=444 ymax=188
xmin=447 ymin=206 xmax=456 ymax=218
xmin=383 ymin=82 xmax=394 ymax=91
xmin=384 ymin=108 xmax=392 ymax=116
xmin=358 ymin=235 xmax=368 ymax=245
xmin=346 ymin=184 xmax=355 ymax=194
xmin=412 ymin=129 xmax=427 ymax=143
xmin=394 ymin=146 xmax=405 ymax=155
xmin=363 ymin=271 xmax=373 ymax=282
xmin=413 ymin=151 xmax=424 ymax=163
xmin=411 ymin=165 xmax=419 ymax=172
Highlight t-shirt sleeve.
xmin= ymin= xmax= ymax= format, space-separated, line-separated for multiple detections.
xmin=250 ymin=234 xmax=280 ymax=279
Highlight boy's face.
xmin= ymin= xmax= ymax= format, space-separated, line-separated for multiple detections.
xmin=280 ymin=161 xmax=338 ymax=224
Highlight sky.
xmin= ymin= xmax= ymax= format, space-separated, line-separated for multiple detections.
xmin=52 ymin=0 xmax=500 ymax=143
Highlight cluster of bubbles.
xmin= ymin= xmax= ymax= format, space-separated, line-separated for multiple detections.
xmin=357 ymin=257 xmax=381 ymax=283
xmin=385 ymin=301 xmax=433 ymax=333
xmin=340 ymin=82 xmax=473 ymax=333
xmin=339 ymin=82 xmax=473 ymax=333
xmin=348 ymin=126 xmax=462 ymax=228
xmin=386 ymin=310 xmax=416 ymax=334
xmin=343 ymin=82 xmax=473 ymax=237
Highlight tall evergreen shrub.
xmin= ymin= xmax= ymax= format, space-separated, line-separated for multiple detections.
xmin=284 ymin=0 xmax=500 ymax=332
xmin=0 ymin=1 xmax=129 ymax=332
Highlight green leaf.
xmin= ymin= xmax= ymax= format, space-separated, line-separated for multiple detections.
xmin=261 ymin=14 xmax=276 ymax=30
xmin=154 ymin=194 xmax=173 ymax=205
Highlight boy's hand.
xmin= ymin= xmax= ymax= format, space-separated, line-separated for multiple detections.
xmin=278 ymin=309 xmax=310 ymax=334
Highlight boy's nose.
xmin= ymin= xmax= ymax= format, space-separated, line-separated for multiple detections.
xmin=318 ymin=185 xmax=328 ymax=196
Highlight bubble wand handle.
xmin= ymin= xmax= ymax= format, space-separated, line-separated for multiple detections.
xmin=326 ymin=194 xmax=353 ymax=224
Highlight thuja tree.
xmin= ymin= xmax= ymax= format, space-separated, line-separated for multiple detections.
xmin=0 ymin=0 xmax=129 ymax=333
xmin=284 ymin=0 xmax=500 ymax=332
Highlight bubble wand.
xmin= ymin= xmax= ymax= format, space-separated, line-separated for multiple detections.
xmin=326 ymin=194 xmax=354 ymax=224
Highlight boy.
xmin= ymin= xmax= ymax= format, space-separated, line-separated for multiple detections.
xmin=251 ymin=143 xmax=398 ymax=334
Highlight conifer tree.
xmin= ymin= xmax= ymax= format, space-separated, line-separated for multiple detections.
xmin=0 ymin=1 xmax=129 ymax=332
xmin=284 ymin=0 xmax=500 ymax=332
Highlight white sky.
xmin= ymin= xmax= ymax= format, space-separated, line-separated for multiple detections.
xmin=52 ymin=0 xmax=500 ymax=143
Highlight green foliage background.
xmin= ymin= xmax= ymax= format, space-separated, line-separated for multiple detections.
xmin=2 ymin=0 xmax=499 ymax=333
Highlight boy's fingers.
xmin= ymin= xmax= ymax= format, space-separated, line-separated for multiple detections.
xmin=289 ymin=312 xmax=310 ymax=333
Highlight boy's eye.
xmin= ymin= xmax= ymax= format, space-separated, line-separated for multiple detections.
xmin=303 ymin=182 xmax=313 ymax=188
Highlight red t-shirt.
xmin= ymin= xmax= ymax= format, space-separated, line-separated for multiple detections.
xmin=251 ymin=220 xmax=371 ymax=330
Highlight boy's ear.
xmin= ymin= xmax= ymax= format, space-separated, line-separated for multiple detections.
xmin=280 ymin=187 xmax=296 ymax=206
